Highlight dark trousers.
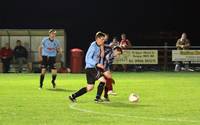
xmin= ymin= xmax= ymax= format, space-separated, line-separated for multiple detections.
xmin=175 ymin=61 xmax=191 ymax=71
xmin=1 ymin=58 xmax=11 ymax=73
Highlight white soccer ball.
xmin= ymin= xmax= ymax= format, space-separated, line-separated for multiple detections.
xmin=129 ymin=93 xmax=139 ymax=103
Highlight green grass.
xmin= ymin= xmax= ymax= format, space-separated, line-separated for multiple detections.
xmin=0 ymin=72 xmax=200 ymax=125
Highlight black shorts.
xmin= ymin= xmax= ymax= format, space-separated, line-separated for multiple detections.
xmin=41 ymin=56 xmax=56 ymax=69
xmin=86 ymin=68 xmax=103 ymax=84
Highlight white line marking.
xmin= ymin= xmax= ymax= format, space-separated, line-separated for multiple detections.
xmin=69 ymin=103 xmax=200 ymax=123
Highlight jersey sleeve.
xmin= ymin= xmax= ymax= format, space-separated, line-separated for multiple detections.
xmin=56 ymin=40 xmax=61 ymax=48
xmin=41 ymin=38 xmax=46 ymax=48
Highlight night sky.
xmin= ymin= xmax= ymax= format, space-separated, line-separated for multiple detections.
xmin=0 ymin=0 xmax=200 ymax=50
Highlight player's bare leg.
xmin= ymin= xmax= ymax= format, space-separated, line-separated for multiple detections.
xmin=107 ymin=78 xmax=117 ymax=95
xmin=103 ymin=71 xmax=116 ymax=96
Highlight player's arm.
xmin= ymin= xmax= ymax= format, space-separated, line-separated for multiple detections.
xmin=98 ymin=46 xmax=106 ymax=70
xmin=38 ymin=40 xmax=44 ymax=62
xmin=24 ymin=47 xmax=28 ymax=59
xmin=98 ymin=56 xmax=106 ymax=72
xmin=127 ymin=40 xmax=132 ymax=48
xmin=100 ymin=45 xmax=105 ymax=58
xmin=38 ymin=45 xmax=43 ymax=62
xmin=57 ymin=47 xmax=62 ymax=55
xmin=109 ymin=42 xmax=114 ymax=48
xmin=184 ymin=40 xmax=190 ymax=49
xmin=176 ymin=39 xmax=182 ymax=49
xmin=119 ymin=41 xmax=124 ymax=47
xmin=56 ymin=41 xmax=63 ymax=55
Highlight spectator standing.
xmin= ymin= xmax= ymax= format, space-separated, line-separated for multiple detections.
xmin=120 ymin=33 xmax=132 ymax=49
xmin=175 ymin=33 xmax=193 ymax=71
xmin=119 ymin=33 xmax=132 ymax=71
xmin=109 ymin=37 xmax=120 ymax=71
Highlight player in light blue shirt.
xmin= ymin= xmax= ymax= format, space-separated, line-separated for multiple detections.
xmin=41 ymin=37 xmax=60 ymax=57
xmin=69 ymin=31 xmax=107 ymax=102
xmin=38 ymin=29 xmax=62 ymax=89
xmin=85 ymin=41 xmax=101 ymax=68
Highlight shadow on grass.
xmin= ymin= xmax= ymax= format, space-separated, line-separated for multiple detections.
xmin=46 ymin=88 xmax=76 ymax=92
xmin=102 ymin=101 xmax=154 ymax=108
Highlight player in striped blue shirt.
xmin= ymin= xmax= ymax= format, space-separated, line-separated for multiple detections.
xmin=97 ymin=46 xmax=123 ymax=101
xmin=69 ymin=31 xmax=107 ymax=102
xmin=38 ymin=29 xmax=62 ymax=89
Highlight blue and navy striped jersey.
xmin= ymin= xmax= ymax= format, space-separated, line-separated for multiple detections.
xmin=100 ymin=46 xmax=115 ymax=71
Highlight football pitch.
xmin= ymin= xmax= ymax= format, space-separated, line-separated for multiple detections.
xmin=0 ymin=72 xmax=200 ymax=125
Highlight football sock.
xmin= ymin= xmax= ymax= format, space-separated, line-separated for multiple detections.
xmin=104 ymin=87 xmax=108 ymax=98
xmin=106 ymin=78 xmax=113 ymax=91
xmin=72 ymin=87 xmax=87 ymax=99
xmin=96 ymin=82 xmax=105 ymax=99
xmin=52 ymin=75 xmax=57 ymax=83
xmin=40 ymin=75 xmax=45 ymax=88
